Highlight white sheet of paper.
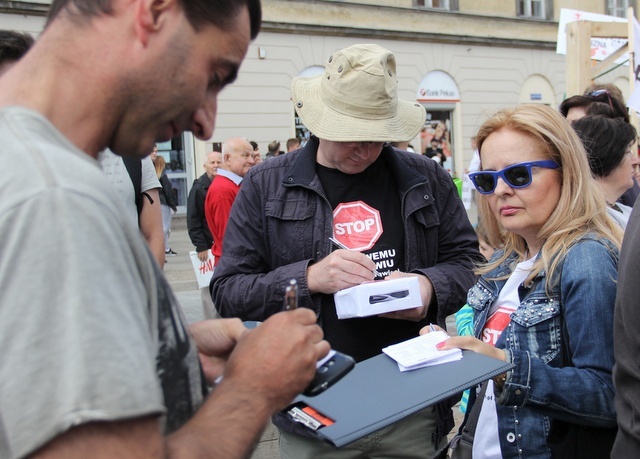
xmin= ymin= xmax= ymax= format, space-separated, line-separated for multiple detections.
xmin=382 ymin=331 xmax=462 ymax=372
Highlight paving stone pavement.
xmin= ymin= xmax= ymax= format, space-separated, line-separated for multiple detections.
xmin=164 ymin=216 xmax=466 ymax=458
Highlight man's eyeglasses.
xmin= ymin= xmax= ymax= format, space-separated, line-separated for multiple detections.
xmin=469 ymin=160 xmax=560 ymax=195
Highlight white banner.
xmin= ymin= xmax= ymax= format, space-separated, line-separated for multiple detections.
xmin=628 ymin=16 xmax=640 ymax=113
xmin=189 ymin=250 xmax=215 ymax=290
xmin=556 ymin=8 xmax=628 ymax=62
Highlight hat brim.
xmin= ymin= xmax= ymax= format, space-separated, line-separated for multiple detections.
xmin=292 ymin=75 xmax=426 ymax=143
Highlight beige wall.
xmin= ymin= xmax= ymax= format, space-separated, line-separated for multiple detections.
xmin=459 ymin=0 xmax=516 ymax=17
xmin=208 ymin=24 xmax=630 ymax=174
xmin=209 ymin=32 xmax=569 ymax=174
xmin=3 ymin=0 xmax=635 ymax=177
xmin=0 ymin=13 xmax=46 ymax=35
xmin=554 ymin=0 xmax=608 ymax=18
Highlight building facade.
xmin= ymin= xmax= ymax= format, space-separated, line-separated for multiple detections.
xmin=1 ymin=0 xmax=635 ymax=210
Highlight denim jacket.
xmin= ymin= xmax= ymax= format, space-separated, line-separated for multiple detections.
xmin=467 ymin=235 xmax=618 ymax=458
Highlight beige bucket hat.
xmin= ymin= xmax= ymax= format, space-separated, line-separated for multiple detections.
xmin=291 ymin=44 xmax=426 ymax=143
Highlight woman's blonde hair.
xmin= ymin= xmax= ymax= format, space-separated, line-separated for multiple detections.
xmin=475 ymin=104 xmax=622 ymax=287
xmin=154 ymin=155 xmax=166 ymax=179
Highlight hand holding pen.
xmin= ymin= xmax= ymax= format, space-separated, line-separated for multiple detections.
xmin=329 ymin=237 xmax=382 ymax=278
xmin=305 ymin=237 xmax=379 ymax=295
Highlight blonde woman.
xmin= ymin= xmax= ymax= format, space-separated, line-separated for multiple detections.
xmin=429 ymin=105 xmax=621 ymax=458
xmin=152 ymin=150 xmax=178 ymax=257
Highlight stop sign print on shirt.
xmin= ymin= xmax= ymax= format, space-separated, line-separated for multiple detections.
xmin=333 ymin=201 xmax=382 ymax=251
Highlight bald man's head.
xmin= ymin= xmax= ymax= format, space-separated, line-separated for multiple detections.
xmin=222 ymin=137 xmax=255 ymax=177
xmin=205 ymin=151 xmax=223 ymax=178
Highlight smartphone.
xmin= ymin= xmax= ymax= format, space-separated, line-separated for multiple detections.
xmin=284 ymin=279 xmax=356 ymax=396
xmin=304 ymin=349 xmax=355 ymax=396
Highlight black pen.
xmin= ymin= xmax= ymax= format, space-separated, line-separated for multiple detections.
xmin=284 ymin=279 xmax=298 ymax=310
xmin=328 ymin=237 xmax=382 ymax=278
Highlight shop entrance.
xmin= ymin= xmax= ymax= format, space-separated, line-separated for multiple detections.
xmin=417 ymin=70 xmax=461 ymax=177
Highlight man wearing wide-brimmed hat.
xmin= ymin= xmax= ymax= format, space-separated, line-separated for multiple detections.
xmin=212 ymin=43 xmax=482 ymax=457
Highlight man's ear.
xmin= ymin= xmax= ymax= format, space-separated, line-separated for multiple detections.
xmin=134 ymin=0 xmax=178 ymax=46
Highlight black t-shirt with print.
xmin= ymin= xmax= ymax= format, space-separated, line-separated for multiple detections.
xmin=317 ymin=154 xmax=423 ymax=362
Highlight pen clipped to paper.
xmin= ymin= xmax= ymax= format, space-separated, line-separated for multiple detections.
xmin=329 ymin=237 xmax=382 ymax=278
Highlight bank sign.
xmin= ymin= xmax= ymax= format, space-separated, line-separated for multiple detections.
xmin=417 ymin=70 xmax=460 ymax=103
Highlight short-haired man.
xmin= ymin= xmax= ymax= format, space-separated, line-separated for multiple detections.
xmin=212 ymin=44 xmax=482 ymax=458
xmin=188 ymin=150 xmax=222 ymax=318
xmin=286 ymin=137 xmax=301 ymax=152
xmin=266 ymin=139 xmax=280 ymax=159
xmin=0 ymin=1 xmax=329 ymax=458
xmin=0 ymin=30 xmax=34 ymax=76
xmin=249 ymin=139 xmax=262 ymax=163
xmin=204 ymin=137 xmax=255 ymax=266
xmin=188 ymin=150 xmax=223 ymax=262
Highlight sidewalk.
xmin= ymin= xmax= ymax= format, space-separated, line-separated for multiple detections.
xmin=163 ymin=216 xmax=465 ymax=458
xmin=162 ymin=216 xmax=205 ymax=324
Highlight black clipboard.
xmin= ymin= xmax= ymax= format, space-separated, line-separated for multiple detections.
xmin=284 ymin=350 xmax=513 ymax=447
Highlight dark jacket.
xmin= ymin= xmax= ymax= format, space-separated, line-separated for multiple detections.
xmin=211 ymin=138 xmax=482 ymax=442
xmin=612 ymin=199 xmax=640 ymax=456
xmin=158 ymin=172 xmax=177 ymax=211
xmin=186 ymin=173 xmax=213 ymax=252
xmin=212 ymin=138 xmax=481 ymax=326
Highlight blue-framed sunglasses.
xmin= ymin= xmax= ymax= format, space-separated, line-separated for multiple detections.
xmin=469 ymin=160 xmax=560 ymax=195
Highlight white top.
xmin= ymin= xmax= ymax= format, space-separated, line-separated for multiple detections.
xmin=607 ymin=203 xmax=632 ymax=230
xmin=98 ymin=149 xmax=160 ymax=225
xmin=473 ymin=256 xmax=535 ymax=459
xmin=468 ymin=150 xmax=481 ymax=173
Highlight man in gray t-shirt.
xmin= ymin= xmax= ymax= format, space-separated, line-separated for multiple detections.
xmin=0 ymin=1 xmax=330 ymax=458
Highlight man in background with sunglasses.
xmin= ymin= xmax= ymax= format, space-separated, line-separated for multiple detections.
xmin=559 ymin=84 xmax=629 ymax=123
xmin=559 ymin=83 xmax=640 ymax=208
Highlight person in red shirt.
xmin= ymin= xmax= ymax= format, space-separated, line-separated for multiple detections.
xmin=205 ymin=137 xmax=255 ymax=265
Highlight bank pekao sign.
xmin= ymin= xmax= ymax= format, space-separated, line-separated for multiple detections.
xmin=333 ymin=201 xmax=382 ymax=252
xmin=417 ymin=70 xmax=460 ymax=103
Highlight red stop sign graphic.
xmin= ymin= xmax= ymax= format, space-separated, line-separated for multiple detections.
xmin=333 ymin=201 xmax=382 ymax=251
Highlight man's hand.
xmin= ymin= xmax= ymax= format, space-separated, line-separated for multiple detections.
xmin=223 ymin=309 xmax=330 ymax=412
xmin=378 ymin=272 xmax=434 ymax=322
xmin=307 ymin=249 xmax=376 ymax=294
xmin=189 ymin=318 xmax=246 ymax=384
xmin=197 ymin=250 xmax=209 ymax=262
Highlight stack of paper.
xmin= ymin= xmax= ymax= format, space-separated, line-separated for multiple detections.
xmin=382 ymin=331 xmax=462 ymax=372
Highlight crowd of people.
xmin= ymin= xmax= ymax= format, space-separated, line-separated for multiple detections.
xmin=3 ymin=1 xmax=640 ymax=458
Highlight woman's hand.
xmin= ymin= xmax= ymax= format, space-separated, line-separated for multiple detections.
xmin=419 ymin=324 xmax=444 ymax=334
xmin=424 ymin=333 xmax=508 ymax=363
